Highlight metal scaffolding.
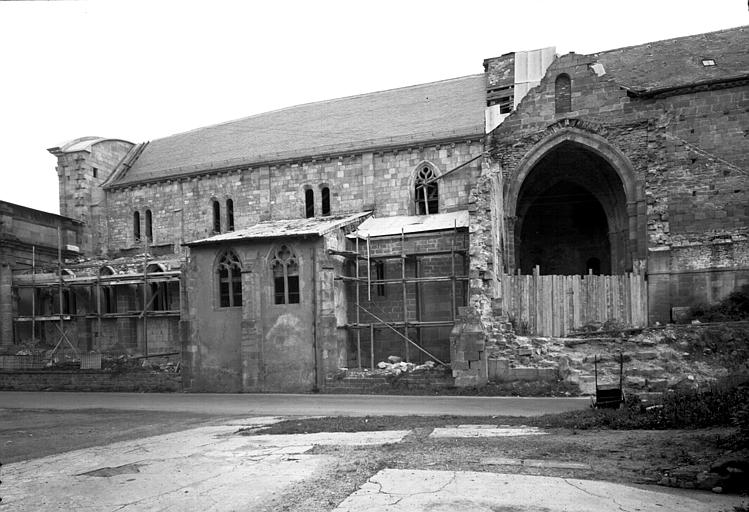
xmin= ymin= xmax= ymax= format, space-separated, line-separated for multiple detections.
xmin=11 ymin=231 xmax=181 ymax=358
xmin=332 ymin=222 xmax=467 ymax=369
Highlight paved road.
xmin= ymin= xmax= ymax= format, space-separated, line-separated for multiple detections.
xmin=0 ymin=391 xmax=589 ymax=417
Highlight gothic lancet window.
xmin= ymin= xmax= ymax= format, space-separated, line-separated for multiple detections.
xmin=305 ymin=188 xmax=315 ymax=218
xmin=321 ymin=186 xmax=331 ymax=216
xmin=272 ymin=245 xmax=300 ymax=304
xmin=212 ymin=200 xmax=221 ymax=233
xmin=226 ymin=199 xmax=234 ymax=231
xmin=414 ymin=166 xmax=438 ymax=215
xmin=217 ymin=251 xmax=242 ymax=307
xmin=133 ymin=211 xmax=141 ymax=241
xmin=555 ymin=74 xmax=572 ymax=114
xmin=145 ymin=209 xmax=153 ymax=241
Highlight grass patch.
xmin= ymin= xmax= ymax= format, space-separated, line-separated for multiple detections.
xmin=243 ymin=375 xmax=749 ymax=437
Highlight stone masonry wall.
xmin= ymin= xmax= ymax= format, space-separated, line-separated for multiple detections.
xmin=490 ymin=54 xmax=748 ymax=252
xmin=0 ymin=370 xmax=180 ymax=392
xmin=346 ymin=231 xmax=469 ymax=367
xmin=104 ymin=140 xmax=482 ymax=255
xmin=55 ymin=140 xmax=133 ymax=255
xmin=471 ymin=52 xmax=749 ymax=328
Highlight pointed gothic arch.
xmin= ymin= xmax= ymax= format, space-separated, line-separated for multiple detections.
xmin=271 ymin=244 xmax=300 ymax=304
xmin=506 ymin=128 xmax=643 ymax=274
xmin=411 ymin=162 xmax=440 ymax=215
xmin=216 ymin=250 xmax=243 ymax=307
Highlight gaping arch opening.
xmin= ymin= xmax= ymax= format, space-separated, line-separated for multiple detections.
xmin=513 ymin=139 xmax=632 ymax=275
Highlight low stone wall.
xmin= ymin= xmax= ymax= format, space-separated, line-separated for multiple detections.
xmin=0 ymin=370 xmax=181 ymax=392
xmin=324 ymin=369 xmax=454 ymax=394
xmin=488 ymin=359 xmax=558 ymax=382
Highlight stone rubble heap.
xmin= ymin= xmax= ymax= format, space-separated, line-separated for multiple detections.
xmin=486 ymin=323 xmax=749 ymax=395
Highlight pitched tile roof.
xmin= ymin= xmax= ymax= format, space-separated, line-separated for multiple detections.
xmin=110 ymin=26 xmax=748 ymax=188
xmin=594 ymin=25 xmax=749 ymax=94
xmin=186 ymin=212 xmax=371 ymax=246
xmin=113 ymin=75 xmax=487 ymax=186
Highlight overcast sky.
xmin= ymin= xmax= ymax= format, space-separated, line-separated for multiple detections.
xmin=0 ymin=0 xmax=746 ymax=215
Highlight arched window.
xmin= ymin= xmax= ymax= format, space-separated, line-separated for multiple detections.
xmin=555 ymin=74 xmax=571 ymax=114
xmin=145 ymin=209 xmax=153 ymax=241
xmin=321 ymin=186 xmax=331 ymax=216
xmin=414 ymin=166 xmax=439 ymax=215
xmin=133 ymin=211 xmax=141 ymax=241
xmin=212 ymin=200 xmax=221 ymax=233
xmin=304 ymin=188 xmax=315 ymax=218
xmin=146 ymin=263 xmax=168 ymax=311
xmin=272 ymin=245 xmax=300 ymax=304
xmin=99 ymin=266 xmax=115 ymax=314
xmin=217 ymin=251 xmax=242 ymax=307
xmin=226 ymin=199 xmax=234 ymax=231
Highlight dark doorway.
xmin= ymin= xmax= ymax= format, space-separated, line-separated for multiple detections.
xmin=515 ymin=141 xmax=629 ymax=275
xmin=519 ymin=182 xmax=610 ymax=275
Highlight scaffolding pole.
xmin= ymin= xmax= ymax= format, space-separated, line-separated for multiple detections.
xmin=401 ymin=228 xmax=409 ymax=363
xmin=142 ymin=236 xmax=149 ymax=357
xmin=96 ymin=273 xmax=101 ymax=351
xmin=57 ymin=227 xmax=64 ymax=344
xmin=31 ymin=245 xmax=36 ymax=343
xmin=355 ymin=236 xmax=361 ymax=369
xmin=339 ymin=226 xmax=473 ymax=367
xmin=49 ymin=227 xmax=77 ymax=359
xmin=451 ymin=220 xmax=457 ymax=321
xmin=355 ymin=303 xmax=446 ymax=366
xmin=366 ymin=234 xmax=371 ymax=301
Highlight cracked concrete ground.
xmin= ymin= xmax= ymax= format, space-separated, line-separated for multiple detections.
xmin=1 ymin=417 xmax=408 ymax=511
xmin=3 ymin=419 xmax=746 ymax=511
xmin=334 ymin=469 xmax=743 ymax=512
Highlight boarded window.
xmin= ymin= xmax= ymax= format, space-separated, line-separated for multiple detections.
xmin=415 ymin=166 xmax=438 ymax=215
xmin=305 ymin=189 xmax=315 ymax=218
xmin=321 ymin=186 xmax=331 ymax=216
xmin=212 ymin=200 xmax=221 ymax=233
xmin=272 ymin=245 xmax=300 ymax=304
xmin=217 ymin=251 xmax=242 ymax=307
xmin=555 ymin=74 xmax=571 ymax=114
xmin=226 ymin=199 xmax=234 ymax=231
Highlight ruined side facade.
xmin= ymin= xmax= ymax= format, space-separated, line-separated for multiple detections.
xmin=6 ymin=26 xmax=747 ymax=392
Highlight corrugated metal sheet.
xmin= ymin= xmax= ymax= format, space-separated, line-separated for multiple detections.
xmin=187 ymin=211 xmax=371 ymax=246
xmin=350 ymin=211 xmax=469 ymax=238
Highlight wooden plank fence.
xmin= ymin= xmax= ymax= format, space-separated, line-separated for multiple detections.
xmin=500 ymin=268 xmax=648 ymax=337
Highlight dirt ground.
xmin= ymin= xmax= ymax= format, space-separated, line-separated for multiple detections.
xmin=248 ymin=424 xmax=745 ymax=512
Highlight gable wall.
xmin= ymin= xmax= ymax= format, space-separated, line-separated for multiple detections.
xmin=474 ymin=53 xmax=748 ymax=325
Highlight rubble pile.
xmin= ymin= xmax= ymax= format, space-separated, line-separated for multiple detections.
xmin=0 ymin=342 xmax=181 ymax=373
xmin=376 ymin=357 xmax=438 ymax=376
xmin=487 ymin=323 xmax=749 ymax=395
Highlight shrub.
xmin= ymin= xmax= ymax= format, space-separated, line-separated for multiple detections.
xmin=686 ymin=284 xmax=749 ymax=322
xmin=652 ymin=377 xmax=749 ymax=428
xmin=535 ymin=375 xmax=749 ymax=430
xmin=733 ymin=400 xmax=749 ymax=446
